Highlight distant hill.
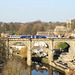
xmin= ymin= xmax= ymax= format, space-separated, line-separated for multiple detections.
xmin=0 ymin=21 xmax=66 ymax=35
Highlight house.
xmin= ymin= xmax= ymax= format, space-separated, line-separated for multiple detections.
xmin=36 ymin=30 xmax=54 ymax=36
xmin=32 ymin=46 xmax=47 ymax=57
xmin=70 ymin=29 xmax=75 ymax=37
xmin=54 ymin=26 xmax=67 ymax=35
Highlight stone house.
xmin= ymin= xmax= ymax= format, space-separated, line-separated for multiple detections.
xmin=36 ymin=30 xmax=54 ymax=36
xmin=54 ymin=26 xmax=67 ymax=36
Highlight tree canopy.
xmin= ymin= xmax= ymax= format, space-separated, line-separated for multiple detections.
xmin=57 ymin=42 xmax=69 ymax=51
xmin=0 ymin=21 xmax=66 ymax=35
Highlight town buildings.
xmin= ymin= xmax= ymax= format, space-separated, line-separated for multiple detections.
xmin=70 ymin=29 xmax=75 ymax=37
xmin=36 ymin=19 xmax=75 ymax=38
xmin=54 ymin=26 xmax=67 ymax=35
xmin=36 ymin=30 xmax=54 ymax=36
xmin=36 ymin=26 xmax=68 ymax=37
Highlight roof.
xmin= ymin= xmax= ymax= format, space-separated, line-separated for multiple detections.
xmin=54 ymin=26 xmax=67 ymax=31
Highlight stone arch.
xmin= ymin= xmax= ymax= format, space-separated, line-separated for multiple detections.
xmin=9 ymin=41 xmax=29 ymax=48
xmin=32 ymin=41 xmax=50 ymax=57
xmin=8 ymin=41 xmax=29 ymax=58
xmin=10 ymin=42 xmax=27 ymax=50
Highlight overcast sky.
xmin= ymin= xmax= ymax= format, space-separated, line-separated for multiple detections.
xmin=0 ymin=0 xmax=75 ymax=23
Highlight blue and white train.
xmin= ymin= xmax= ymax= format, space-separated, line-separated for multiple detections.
xmin=8 ymin=35 xmax=58 ymax=39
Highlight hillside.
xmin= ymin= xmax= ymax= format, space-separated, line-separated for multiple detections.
xmin=0 ymin=21 xmax=66 ymax=35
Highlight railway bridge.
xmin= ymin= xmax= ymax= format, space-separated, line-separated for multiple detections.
xmin=6 ymin=38 xmax=75 ymax=66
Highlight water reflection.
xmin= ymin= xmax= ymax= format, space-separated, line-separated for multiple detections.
xmin=32 ymin=70 xmax=48 ymax=75
xmin=2 ymin=57 xmax=64 ymax=75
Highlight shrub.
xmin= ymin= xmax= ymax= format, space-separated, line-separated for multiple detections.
xmin=57 ymin=42 xmax=68 ymax=51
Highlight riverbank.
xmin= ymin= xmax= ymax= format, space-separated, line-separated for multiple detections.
xmin=9 ymin=54 xmax=75 ymax=75
xmin=41 ymin=56 xmax=75 ymax=75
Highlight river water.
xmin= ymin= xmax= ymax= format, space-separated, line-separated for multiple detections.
xmin=2 ymin=57 xmax=65 ymax=75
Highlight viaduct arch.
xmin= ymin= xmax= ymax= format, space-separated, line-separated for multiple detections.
xmin=6 ymin=38 xmax=75 ymax=66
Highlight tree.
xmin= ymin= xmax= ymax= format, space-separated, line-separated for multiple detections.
xmin=0 ymin=38 xmax=6 ymax=62
xmin=32 ymin=24 xmax=38 ymax=35
xmin=38 ymin=25 xmax=44 ymax=31
xmin=17 ymin=24 xmax=33 ymax=35
xmin=17 ymin=24 xmax=26 ymax=35
xmin=9 ymin=22 xmax=16 ymax=34
xmin=20 ymin=46 xmax=27 ymax=59
xmin=57 ymin=42 xmax=69 ymax=51
xmin=24 ymin=24 xmax=33 ymax=35
xmin=2 ymin=23 xmax=9 ymax=33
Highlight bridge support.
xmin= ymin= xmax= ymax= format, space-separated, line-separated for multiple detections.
xmin=27 ymin=67 xmax=31 ymax=75
xmin=48 ymin=66 xmax=53 ymax=75
xmin=27 ymin=49 xmax=32 ymax=66
xmin=27 ymin=39 xmax=32 ymax=66
xmin=48 ymin=40 xmax=54 ymax=65
xmin=48 ymin=50 xmax=53 ymax=65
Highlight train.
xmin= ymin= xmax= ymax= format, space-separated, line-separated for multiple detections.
xmin=8 ymin=35 xmax=58 ymax=39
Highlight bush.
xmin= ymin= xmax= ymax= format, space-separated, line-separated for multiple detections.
xmin=57 ymin=42 xmax=68 ymax=51
xmin=41 ymin=56 xmax=48 ymax=63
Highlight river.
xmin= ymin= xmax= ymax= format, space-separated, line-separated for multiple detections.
xmin=1 ymin=56 xmax=65 ymax=75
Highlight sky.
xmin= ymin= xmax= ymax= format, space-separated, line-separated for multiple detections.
xmin=0 ymin=0 xmax=75 ymax=23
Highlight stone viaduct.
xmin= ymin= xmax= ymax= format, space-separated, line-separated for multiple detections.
xmin=6 ymin=38 xmax=75 ymax=66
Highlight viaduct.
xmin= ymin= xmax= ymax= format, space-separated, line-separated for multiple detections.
xmin=6 ymin=38 xmax=75 ymax=66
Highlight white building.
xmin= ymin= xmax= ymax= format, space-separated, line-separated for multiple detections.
xmin=33 ymin=47 xmax=46 ymax=57
xmin=71 ymin=30 xmax=75 ymax=37
xmin=34 ymin=42 xmax=47 ymax=47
